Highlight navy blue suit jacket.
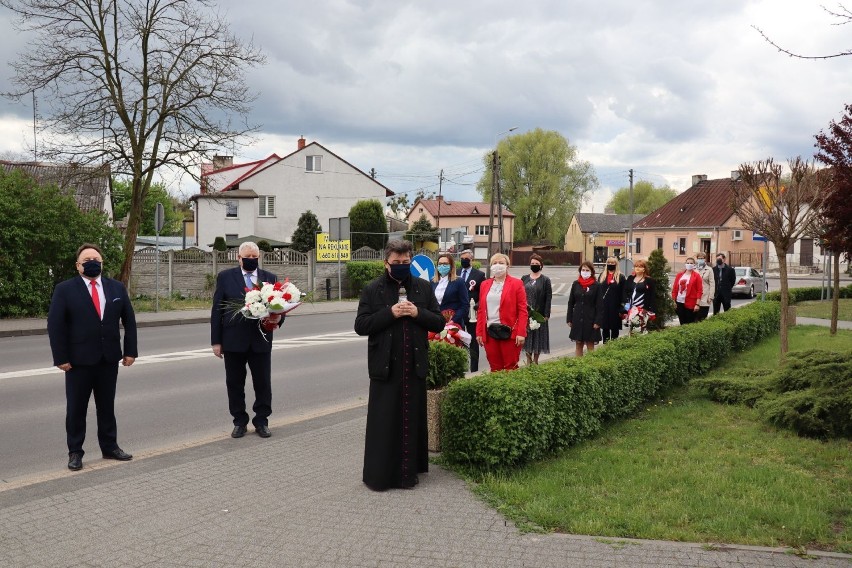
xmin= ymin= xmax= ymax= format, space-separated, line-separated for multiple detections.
xmin=47 ymin=276 xmax=138 ymax=366
xmin=211 ymin=267 xmax=283 ymax=352
xmin=431 ymin=278 xmax=469 ymax=324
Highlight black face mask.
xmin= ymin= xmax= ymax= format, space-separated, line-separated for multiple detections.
xmin=82 ymin=260 xmax=102 ymax=278
xmin=388 ymin=263 xmax=410 ymax=281
xmin=460 ymin=258 xmax=471 ymax=269
xmin=607 ymin=264 xmax=616 ymax=272
xmin=241 ymin=257 xmax=259 ymax=272
xmin=716 ymin=259 xmax=723 ymax=266
xmin=530 ymin=264 xmax=542 ymax=273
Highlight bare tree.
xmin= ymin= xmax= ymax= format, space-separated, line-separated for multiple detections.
xmin=731 ymin=157 xmax=828 ymax=355
xmin=1 ymin=0 xmax=266 ymax=283
xmin=753 ymin=4 xmax=852 ymax=59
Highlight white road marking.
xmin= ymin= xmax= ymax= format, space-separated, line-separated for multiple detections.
xmin=0 ymin=331 xmax=364 ymax=381
xmin=553 ymin=283 xmax=567 ymax=296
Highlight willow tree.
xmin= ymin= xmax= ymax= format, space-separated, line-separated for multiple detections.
xmin=477 ymin=128 xmax=598 ymax=247
xmin=1 ymin=0 xmax=265 ymax=283
xmin=731 ymin=158 xmax=828 ymax=354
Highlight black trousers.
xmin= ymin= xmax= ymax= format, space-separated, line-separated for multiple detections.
xmin=65 ymin=359 xmax=119 ymax=455
xmin=465 ymin=320 xmax=479 ymax=372
xmin=224 ymin=350 xmax=272 ymax=427
xmin=713 ymin=293 xmax=732 ymax=315
xmin=695 ymin=305 xmax=710 ymax=322
xmin=676 ymin=302 xmax=697 ymax=325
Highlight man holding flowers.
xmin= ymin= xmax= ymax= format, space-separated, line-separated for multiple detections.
xmin=211 ymin=241 xmax=283 ymax=439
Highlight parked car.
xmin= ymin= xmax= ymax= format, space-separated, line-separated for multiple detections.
xmin=732 ymin=266 xmax=768 ymax=298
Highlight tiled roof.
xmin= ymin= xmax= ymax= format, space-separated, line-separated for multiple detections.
xmin=574 ymin=213 xmax=645 ymax=233
xmin=1 ymin=160 xmax=111 ymax=214
xmin=410 ymin=199 xmax=514 ymax=218
xmin=634 ymin=177 xmax=738 ymax=229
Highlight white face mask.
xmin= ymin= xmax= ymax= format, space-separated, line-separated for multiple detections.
xmin=580 ymin=270 xmax=591 ymax=279
xmin=490 ymin=264 xmax=507 ymax=277
xmin=684 ymin=263 xmax=695 ymax=271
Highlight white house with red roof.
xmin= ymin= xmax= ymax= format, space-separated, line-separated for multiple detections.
xmin=406 ymin=197 xmax=515 ymax=258
xmin=191 ymin=138 xmax=393 ymax=249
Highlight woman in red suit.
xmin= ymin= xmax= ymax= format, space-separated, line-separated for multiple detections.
xmin=672 ymin=257 xmax=704 ymax=325
xmin=476 ymin=253 xmax=528 ymax=371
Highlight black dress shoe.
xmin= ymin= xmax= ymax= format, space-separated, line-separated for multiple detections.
xmin=68 ymin=452 xmax=83 ymax=471
xmin=231 ymin=425 xmax=247 ymax=438
xmin=255 ymin=425 xmax=271 ymax=438
xmin=102 ymin=448 xmax=133 ymax=461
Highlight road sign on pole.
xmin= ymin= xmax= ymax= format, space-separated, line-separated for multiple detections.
xmin=752 ymin=232 xmax=768 ymax=242
xmin=410 ymin=254 xmax=435 ymax=281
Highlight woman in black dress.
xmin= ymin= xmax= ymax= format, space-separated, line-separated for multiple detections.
xmin=566 ymin=261 xmax=603 ymax=357
xmin=598 ymin=256 xmax=626 ymax=343
xmin=521 ymin=253 xmax=552 ymax=365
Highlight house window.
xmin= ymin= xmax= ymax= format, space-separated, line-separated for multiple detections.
xmin=635 ymin=238 xmax=642 ymax=255
xmin=679 ymin=237 xmax=687 ymax=255
xmin=225 ymin=201 xmax=238 ymax=219
xmin=656 ymin=237 xmax=663 ymax=250
xmin=225 ymin=233 xmax=238 ymax=242
xmin=306 ymin=155 xmax=322 ymax=172
xmin=258 ymin=196 xmax=275 ymax=217
xmin=475 ymin=225 xmax=490 ymax=236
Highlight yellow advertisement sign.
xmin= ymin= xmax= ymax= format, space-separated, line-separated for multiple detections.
xmin=316 ymin=232 xmax=351 ymax=262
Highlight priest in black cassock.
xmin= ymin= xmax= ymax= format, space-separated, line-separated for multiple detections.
xmin=354 ymin=240 xmax=444 ymax=491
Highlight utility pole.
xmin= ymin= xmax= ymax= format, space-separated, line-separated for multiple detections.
xmin=495 ymin=153 xmax=505 ymax=254
xmin=628 ymin=168 xmax=634 ymax=259
xmin=436 ymin=169 xmax=444 ymax=231
xmin=32 ymin=90 xmax=37 ymax=161
xmin=486 ymin=151 xmax=498 ymax=274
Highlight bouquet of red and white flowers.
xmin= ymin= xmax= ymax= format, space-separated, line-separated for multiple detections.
xmin=428 ymin=309 xmax=472 ymax=347
xmin=240 ymin=278 xmax=303 ymax=319
xmin=623 ymin=305 xmax=656 ymax=334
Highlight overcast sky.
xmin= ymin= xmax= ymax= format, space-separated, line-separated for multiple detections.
xmin=0 ymin=0 xmax=848 ymax=213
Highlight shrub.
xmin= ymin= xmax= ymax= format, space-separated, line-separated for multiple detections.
xmin=213 ymin=236 xmax=227 ymax=251
xmin=426 ymin=341 xmax=468 ymax=389
xmin=440 ymin=300 xmax=783 ymax=469
xmin=346 ymin=261 xmax=385 ymax=296
xmin=764 ymin=284 xmax=852 ymax=304
xmin=692 ymin=371 xmax=774 ymax=407
xmin=442 ymin=372 xmax=555 ymax=468
xmin=756 ymin=349 xmax=852 ymax=439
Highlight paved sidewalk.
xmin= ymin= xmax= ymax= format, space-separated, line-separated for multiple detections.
xmin=1 ymin=408 xmax=849 ymax=568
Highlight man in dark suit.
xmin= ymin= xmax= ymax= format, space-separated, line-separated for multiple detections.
xmin=211 ymin=241 xmax=283 ymax=439
xmin=712 ymin=253 xmax=737 ymax=315
xmin=48 ymin=243 xmax=137 ymax=471
xmin=458 ymin=249 xmax=486 ymax=372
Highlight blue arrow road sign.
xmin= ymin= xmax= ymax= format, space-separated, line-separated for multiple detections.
xmin=410 ymin=254 xmax=435 ymax=281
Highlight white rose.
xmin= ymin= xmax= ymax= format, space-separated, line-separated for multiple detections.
xmin=245 ymin=290 xmax=262 ymax=303
xmin=260 ymin=283 xmax=275 ymax=297
xmin=249 ymin=302 xmax=268 ymax=318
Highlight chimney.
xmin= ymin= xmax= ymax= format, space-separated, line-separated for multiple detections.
xmin=691 ymin=174 xmax=707 ymax=186
xmin=298 ymin=136 xmax=306 ymax=150
xmin=212 ymin=155 xmax=233 ymax=170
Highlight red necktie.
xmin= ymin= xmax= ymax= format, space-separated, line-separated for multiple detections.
xmin=91 ymin=280 xmax=101 ymax=318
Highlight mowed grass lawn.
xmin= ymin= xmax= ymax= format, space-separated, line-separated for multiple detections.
xmin=468 ymin=326 xmax=852 ymax=553
xmin=794 ymin=298 xmax=852 ymax=322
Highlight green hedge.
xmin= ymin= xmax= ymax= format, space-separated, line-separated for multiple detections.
xmin=346 ymin=261 xmax=385 ymax=296
xmin=764 ymin=284 xmax=852 ymax=303
xmin=441 ymin=300 xmax=782 ymax=469
xmin=426 ymin=341 xmax=468 ymax=389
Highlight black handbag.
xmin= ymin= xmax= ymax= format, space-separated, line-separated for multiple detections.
xmin=487 ymin=323 xmax=512 ymax=340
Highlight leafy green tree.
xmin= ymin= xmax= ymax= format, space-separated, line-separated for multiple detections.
xmin=257 ymin=240 xmax=272 ymax=252
xmin=387 ymin=189 xmax=435 ymax=219
xmin=477 ymin=128 xmax=598 ymax=247
xmin=646 ymin=248 xmax=675 ymax=330
xmin=212 ymin=236 xmax=227 ymax=251
xmin=291 ymin=210 xmax=322 ymax=252
xmin=405 ymin=214 xmax=439 ymax=246
xmin=348 ymin=199 xmax=387 ymax=251
xmin=113 ymin=178 xmax=182 ymax=236
xmin=606 ymin=181 xmax=677 ymax=214
xmin=0 ymin=168 xmax=123 ymax=317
